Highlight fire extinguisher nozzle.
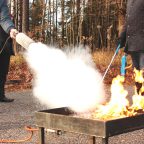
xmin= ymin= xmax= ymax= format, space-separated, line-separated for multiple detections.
xmin=16 ymin=33 xmax=35 ymax=49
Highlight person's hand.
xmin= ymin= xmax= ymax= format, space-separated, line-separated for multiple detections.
xmin=117 ymin=38 xmax=125 ymax=48
xmin=116 ymin=38 xmax=124 ymax=54
xmin=117 ymin=30 xmax=127 ymax=48
xmin=10 ymin=29 xmax=18 ymax=39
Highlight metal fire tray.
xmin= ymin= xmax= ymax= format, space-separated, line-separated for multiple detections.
xmin=35 ymin=107 xmax=144 ymax=144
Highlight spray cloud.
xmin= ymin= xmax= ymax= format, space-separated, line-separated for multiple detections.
xmin=24 ymin=43 xmax=105 ymax=112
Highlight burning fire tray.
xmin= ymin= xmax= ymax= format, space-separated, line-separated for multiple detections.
xmin=35 ymin=107 xmax=144 ymax=144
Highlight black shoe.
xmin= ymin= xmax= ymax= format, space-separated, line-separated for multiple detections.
xmin=0 ymin=97 xmax=14 ymax=102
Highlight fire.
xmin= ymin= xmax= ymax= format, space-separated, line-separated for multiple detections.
xmin=92 ymin=75 xmax=130 ymax=120
xmin=130 ymin=68 xmax=144 ymax=110
xmin=131 ymin=95 xmax=144 ymax=110
xmin=91 ymin=69 xmax=144 ymax=120
xmin=75 ymin=69 xmax=144 ymax=120
xmin=134 ymin=68 xmax=144 ymax=83
xmin=134 ymin=68 xmax=144 ymax=95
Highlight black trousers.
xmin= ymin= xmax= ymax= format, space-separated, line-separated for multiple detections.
xmin=0 ymin=51 xmax=10 ymax=98
xmin=130 ymin=52 xmax=144 ymax=70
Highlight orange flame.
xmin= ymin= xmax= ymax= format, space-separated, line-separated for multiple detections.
xmin=77 ymin=69 xmax=144 ymax=120
xmin=134 ymin=68 xmax=144 ymax=95
xmin=91 ymin=75 xmax=130 ymax=120
xmin=130 ymin=69 xmax=144 ymax=111
xmin=91 ymin=69 xmax=144 ymax=120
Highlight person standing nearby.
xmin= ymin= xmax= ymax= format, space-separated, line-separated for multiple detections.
xmin=118 ymin=0 xmax=144 ymax=95
xmin=0 ymin=0 xmax=18 ymax=102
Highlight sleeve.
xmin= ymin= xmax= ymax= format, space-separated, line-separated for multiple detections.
xmin=0 ymin=0 xmax=15 ymax=34
xmin=119 ymin=22 xmax=127 ymax=48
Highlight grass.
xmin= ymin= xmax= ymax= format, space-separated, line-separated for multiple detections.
xmin=93 ymin=49 xmax=132 ymax=67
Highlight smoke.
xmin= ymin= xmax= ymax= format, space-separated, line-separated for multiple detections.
xmin=24 ymin=42 xmax=105 ymax=112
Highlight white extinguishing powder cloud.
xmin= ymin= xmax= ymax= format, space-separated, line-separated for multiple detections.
xmin=24 ymin=43 xmax=105 ymax=113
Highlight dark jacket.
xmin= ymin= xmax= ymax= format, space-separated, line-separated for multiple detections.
xmin=0 ymin=26 xmax=13 ymax=55
xmin=120 ymin=0 xmax=144 ymax=53
xmin=0 ymin=0 xmax=15 ymax=55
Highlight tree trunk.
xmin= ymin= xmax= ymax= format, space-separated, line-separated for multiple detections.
xmin=22 ymin=0 xmax=29 ymax=33
xmin=61 ymin=0 xmax=65 ymax=47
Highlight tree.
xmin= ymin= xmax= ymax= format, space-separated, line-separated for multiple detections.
xmin=22 ymin=0 xmax=29 ymax=33
xmin=9 ymin=0 xmax=127 ymax=50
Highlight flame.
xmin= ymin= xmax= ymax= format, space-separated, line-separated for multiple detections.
xmin=130 ymin=95 xmax=144 ymax=110
xmin=90 ymin=69 xmax=144 ymax=120
xmin=91 ymin=75 xmax=130 ymax=120
xmin=76 ymin=69 xmax=144 ymax=120
xmin=134 ymin=68 xmax=144 ymax=95
xmin=134 ymin=68 xmax=144 ymax=83
xmin=130 ymin=68 xmax=144 ymax=110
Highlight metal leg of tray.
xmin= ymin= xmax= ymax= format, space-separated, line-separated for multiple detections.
xmin=92 ymin=136 xmax=96 ymax=144
xmin=102 ymin=137 xmax=108 ymax=144
xmin=38 ymin=127 xmax=45 ymax=144
xmin=92 ymin=137 xmax=108 ymax=144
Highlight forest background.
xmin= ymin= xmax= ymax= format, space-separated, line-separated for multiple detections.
xmin=7 ymin=0 xmax=132 ymax=91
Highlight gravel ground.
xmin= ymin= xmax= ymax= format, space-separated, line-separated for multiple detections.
xmin=0 ymin=87 xmax=144 ymax=144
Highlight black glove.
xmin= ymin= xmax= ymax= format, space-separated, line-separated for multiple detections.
xmin=117 ymin=30 xmax=127 ymax=48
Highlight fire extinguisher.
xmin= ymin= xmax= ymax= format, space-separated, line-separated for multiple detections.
xmin=120 ymin=54 xmax=127 ymax=76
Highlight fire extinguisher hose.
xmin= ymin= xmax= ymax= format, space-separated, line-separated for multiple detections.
xmin=0 ymin=126 xmax=38 ymax=143
xmin=101 ymin=44 xmax=121 ymax=81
